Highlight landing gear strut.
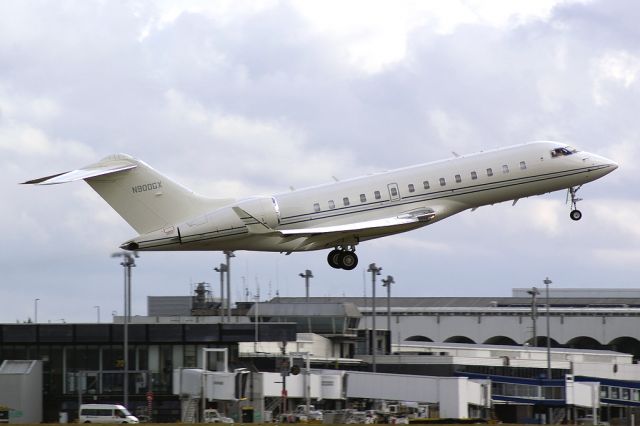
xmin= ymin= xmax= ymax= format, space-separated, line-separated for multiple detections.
xmin=327 ymin=247 xmax=358 ymax=270
xmin=567 ymin=185 xmax=583 ymax=221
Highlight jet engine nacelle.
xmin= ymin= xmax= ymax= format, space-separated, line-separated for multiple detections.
xmin=177 ymin=196 xmax=280 ymax=244
xmin=234 ymin=196 xmax=281 ymax=228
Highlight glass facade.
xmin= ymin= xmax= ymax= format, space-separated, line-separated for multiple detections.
xmin=0 ymin=322 xmax=296 ymax=422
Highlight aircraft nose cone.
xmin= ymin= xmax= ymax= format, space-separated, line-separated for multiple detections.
xmin=599 ymin=155 xmax=618 ymax=171
xmin=586 ymin=153 xmax=618 ymax=176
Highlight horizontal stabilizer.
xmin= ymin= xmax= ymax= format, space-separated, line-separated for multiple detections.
xmin=23 ymin=153 xmax=235 ymax=235
xmin=22 ymin=159 xmax=137 ymax=185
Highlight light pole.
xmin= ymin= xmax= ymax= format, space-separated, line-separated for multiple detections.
xmin=94 ymin=306 xmax=101 ymax=323
xmin=299 ymin=270 xmax=313 ymax=333
xmin=214 ymin=263 xmax=227 ymax=321
xmin=112 ymin=251 xmax=138 ymax=408
xmin=34 ymin=298 xmax=39 ymax=324
xmin=224 ymin=251 xmax=235 ymax=321
xmin=526 ymin=287 xmax=539 ymax=345
xmin=367 ymin=263 xmax=382 ymax=372
xmin=544 ymin=277 xmax=552 ymax=424
xmin=381 ymin=275 xmax=394 ymax=354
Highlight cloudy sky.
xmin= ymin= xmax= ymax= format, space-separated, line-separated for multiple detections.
xmin=1 ymin=0 xmax=638 ymax=323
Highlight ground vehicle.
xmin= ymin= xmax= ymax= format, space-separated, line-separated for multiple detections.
xmin=203 ymin=409 xmax=233 ymax=424
xmin=79 ymin=404 xmax=139 ymax=424
xmin=295 ymin=405 xmax=323 ymax=422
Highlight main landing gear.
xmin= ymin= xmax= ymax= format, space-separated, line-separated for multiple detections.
xmin=327 ymin=247 xmax=358 ymax=270
xmin=567 ymin=185 xmax=583 ymax=221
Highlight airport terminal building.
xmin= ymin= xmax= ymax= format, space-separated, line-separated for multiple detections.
xmin=3 ymin=288 xmax=640 ymax=423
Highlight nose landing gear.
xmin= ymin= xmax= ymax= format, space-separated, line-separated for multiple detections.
xmin=567 ymin=185 xmax=583 ymax=221
xmin=327 ymin=247 xmax=359 ymax=270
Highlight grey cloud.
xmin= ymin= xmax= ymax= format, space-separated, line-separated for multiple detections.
xmin=0 ymin=0 xmax=637 ymax=323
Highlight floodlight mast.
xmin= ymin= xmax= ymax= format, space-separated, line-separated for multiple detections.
xmin=224 ymin=251 xmax=235 ymax=321
xmin=34 ymin=298 xmax=39 ymax=324
xmin=214 ymin=263 xmax=227 ymax=322
xmin=111 ymin=251 xmax=139 ymax=408
xmin=381 ymin=275 xmax=394 ymax=352
xmin=544 ymin=277 xmax=552 ymax=425
xmin=299 ymin=270 xmax=313 ymax=333
xmin=367 ymin=263 xmax=382 ymax=372
xmin=526 ymin=287 xmax=540 ymax=345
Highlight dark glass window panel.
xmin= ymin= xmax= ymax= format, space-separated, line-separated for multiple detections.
xmin=2 ymin=325 xmax=37 ymax=343
xmin=148 ymin=324 xmax=183 ymax=342
xmin=184 ymin=324 xmax=220 ymax=342
xmin=39 ymin=325 xmax=73 ymax=343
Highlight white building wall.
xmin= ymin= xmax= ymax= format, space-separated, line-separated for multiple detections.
xmin=388 ymin=312 xmax=640 ymax=346
xmin=437 ymin=377 xmax=470 ymax=419
xmin=0 ymin=361 xmax=43 ymax=424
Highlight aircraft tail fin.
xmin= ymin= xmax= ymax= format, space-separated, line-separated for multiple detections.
xmin=23 ymin=154 xmax=234 ymax=234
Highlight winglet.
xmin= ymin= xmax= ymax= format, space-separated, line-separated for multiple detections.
xmin=231 ymin=207 xmax=276 ymax=234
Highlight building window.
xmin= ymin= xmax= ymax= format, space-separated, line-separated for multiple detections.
xmin=471 ymin=171 xmax=478 ymax=180
xmin=313 ymin=203 xmax=320 ymax=212
xmin=455 ymin=174 xmax=461 ymax=183
xmin=328 ymin=200 xmax=335 ymax=209
xmin=423 ymin=180 xmax=430 ymax=189
xmin=360 ymin=194 xmax=367 ymax=203
xmin=486 ymin=168 xmax=493 ymax=177
xmin=439 ymin=177 xmax=446 ymax=186
xmin=374 ymin=190 xmax=381 ymax=200
xmin=520 ymin=161 xmax=527 ymax=170
xmin=502 ymin=164 xmax=509 ymax=174
xmin=343 ymin=197 xmax=350 ymax=207
xmin=408 ymin=184 xmax=415 ymax=193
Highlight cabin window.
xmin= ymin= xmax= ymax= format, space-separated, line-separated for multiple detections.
xmin=471 ymin=171 xmax=478 ymax=180
xmin=374 ymin=190 xmax=381 ymax=200
xmin=408 ymin=184 xmax=415 ymax=193
xmin=486 ymin=168 xmax=493 ymax=177
xmin=313 ymin=203 xmax=320 ymax=212
xmin=328 ymin=200 xmax=335 ymax=209
xmin=439 ymin=177 xmax=446 ymax=186
xmin=520 ymin=161 xmax=527 ymax=170
xmin=360 ymin=194 xmax=367 ymax=203
xmin=502 ymin=164 xmax=509 ymax=174
xmin=390 ymin=187 xmax=398 ymax=197
xmin=343 ymin=197 xmax=350 ymax=207
xmin=423 ymin=180 xmax=430 ymax=189
xmin=455 ymin=174 xmax=461 ymax=183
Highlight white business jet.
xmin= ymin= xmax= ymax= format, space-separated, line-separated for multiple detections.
xmin=24 ymin=141 xmax=617 ymax=270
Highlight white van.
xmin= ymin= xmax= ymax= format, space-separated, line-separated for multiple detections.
xmin=79 ymin=404 xmax=139 ymax=424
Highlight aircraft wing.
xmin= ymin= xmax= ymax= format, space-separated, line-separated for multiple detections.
xmin=233 ymin=206 xmax=435 ymax=236
xmin=278 ymin=209 xmax=436 ymax=236
xmin=22 ymin=157 xmax=137 ymax=185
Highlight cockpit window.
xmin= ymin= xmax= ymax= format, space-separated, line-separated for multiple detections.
xmin=551 ymin=146 xmax=578 ymax=157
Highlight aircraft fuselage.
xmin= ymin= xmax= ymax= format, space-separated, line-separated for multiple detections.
xmin=123 ymin=141 xmax=617 ymax=255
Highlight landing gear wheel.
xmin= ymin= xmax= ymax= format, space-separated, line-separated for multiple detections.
xmin=327 ymin=249 xmax=342 ymax=269
xmin=570 ymin=209 xmax=582 ymax=221
xmin=567 ymin=186 xmax=584 ymax=222
xmin=338 ymin=251 xmax=358 ymax=270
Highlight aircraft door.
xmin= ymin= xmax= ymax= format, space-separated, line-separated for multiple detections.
xmin=387 ymin=183 xmax=400 ymax=201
